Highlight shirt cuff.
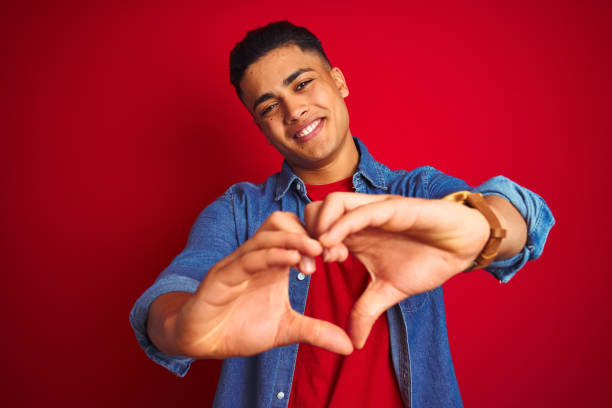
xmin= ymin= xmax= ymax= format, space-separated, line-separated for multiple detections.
xmin=129 ymin=275 xmax=200 ymax=376
xmin=472 ymin=176 xmax=555 ymax=283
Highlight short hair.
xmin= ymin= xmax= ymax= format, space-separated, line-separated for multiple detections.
xmin=229 ymin=21 xmax=331 ymax=99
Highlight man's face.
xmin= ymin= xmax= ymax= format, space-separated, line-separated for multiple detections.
xmin=239 ymin=45 xmax=352 ymax=172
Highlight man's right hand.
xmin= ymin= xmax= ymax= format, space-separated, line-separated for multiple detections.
xmin=147 ymin=211 xmax=354 ymax=359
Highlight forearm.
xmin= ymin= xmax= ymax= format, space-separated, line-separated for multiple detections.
xmin=485 ymin=195 xmax=528 ymax=260
xmin=147 ymin=291 xmax=193 ymax=356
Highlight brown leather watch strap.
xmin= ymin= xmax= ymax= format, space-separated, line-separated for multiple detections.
xmin=442 ymin=191 xmax=507 ymax=272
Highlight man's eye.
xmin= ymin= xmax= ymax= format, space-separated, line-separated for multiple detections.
xmin=296 ymin=79 xmax=313 ymax=90
xmin=261 ymin=103 xmax=277 ymax=116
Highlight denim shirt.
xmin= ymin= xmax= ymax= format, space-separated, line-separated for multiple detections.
xmin=130 ymin=137 xmax=554 ymax=408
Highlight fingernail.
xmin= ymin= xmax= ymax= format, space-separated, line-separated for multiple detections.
xmin=322 ymin=248 xmax=331 ymax=262
xmin=319 ymin=232 xmax=329 ymax=244
xmin=300 ymin=256 xmax=315 ymax=273
xmin=340 ymin=247 xmax=349 ymax=262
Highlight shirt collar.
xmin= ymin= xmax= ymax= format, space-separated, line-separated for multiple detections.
xmin=274 ymin=137 xmax=387 ymax=200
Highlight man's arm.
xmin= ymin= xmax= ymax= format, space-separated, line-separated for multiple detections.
xmin=485 ymin=195 xmax=527 ymax=260
xmin=147 ymin=291 xmax=192 ymax=356
xmin=304 ymin=192 xmax=540 ymax=348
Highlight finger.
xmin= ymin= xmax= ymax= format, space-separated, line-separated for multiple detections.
xmin=322 ymin=244 xmax=349 ymax=263
xmin=315 ymin=193 xmax=392 ymax=237
xmin=306 ymin=201 xmax=349 ymax=262
xmin=209 ymin=247 xmax=300 ymax=288
xmin=319 ymin=198 xmax=411 ymax=247
xmin=304 ymin=201 xmax=323 ymax=237
xmin=220 ymin=214 xmax=318 ymax=270
xmin=259 ymin=211 xmax=308 ymax=234
xmin=283 ymin=310 xmax=354 ymax=355
xmin=244 ymin=230 xmax=322 ymax=258
xmin=247 ymin=231 xmax=321 ymax=274
xmin=347 ymin=281 xmax=405 ymax=349
xmin=239 ymin=248 xmax=301 ymax=274
xmin=298 ymin=255 xmax=316 ymax=274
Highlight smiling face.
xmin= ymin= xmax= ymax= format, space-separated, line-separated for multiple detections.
xmin=239 ymin=44 xmax=358 ymax=184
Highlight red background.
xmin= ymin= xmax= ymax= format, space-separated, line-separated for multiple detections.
xmin=2 ymin=1 xmax=611 ymax=406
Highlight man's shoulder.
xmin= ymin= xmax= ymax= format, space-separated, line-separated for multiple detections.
xmin=194 ymin=172 xmax=282 ymax=234
xmin=355 ymin=138 xmax=443 ymax=194
xmin=390 ymin=165 xmax=449 ymax=182
xmin=220 ymin=171 xmax=282 ymax=201
xmin=384 ymin=164 xmax=440 ymax=178
xmin=376 ymin=161 xmax=446 ymax=197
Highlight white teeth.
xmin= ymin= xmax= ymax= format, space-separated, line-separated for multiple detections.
xmin=296 ymin=119 xmax=320 ymax=138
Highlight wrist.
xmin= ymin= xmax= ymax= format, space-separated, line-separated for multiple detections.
xmin=148 ymin=292 xmax=194 ymax=357
xmin=442 ymin=191 xmax=507 ymax=271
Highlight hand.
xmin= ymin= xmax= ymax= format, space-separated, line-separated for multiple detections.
xmin=305 ymin=193 xmax=490 ymax=348
xmin=171 ymin=211 xmax=353 ymax=359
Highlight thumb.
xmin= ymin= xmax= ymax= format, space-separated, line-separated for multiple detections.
xmin=348 ymin=281 xmax=405 ymax=349
xmin=304 ymin=200 xmax=323 ymax=237
xmin=284 ymin=311 xmax=354 ymax=355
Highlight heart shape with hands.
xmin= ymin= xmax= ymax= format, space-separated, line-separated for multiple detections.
xmin=171 ymin=193 xmax=491 ymax=360
xmin=304 ymin=192 xmax=490 ymax=349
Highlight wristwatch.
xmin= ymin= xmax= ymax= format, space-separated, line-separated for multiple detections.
xmin=442 ymin=191 xmax=507 ymax=272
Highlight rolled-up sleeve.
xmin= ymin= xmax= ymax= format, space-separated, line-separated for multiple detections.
xmin=472 ymin=176 xmax=555 ymax=283
xmin=129 ymin=191 xmax=238 ymax=376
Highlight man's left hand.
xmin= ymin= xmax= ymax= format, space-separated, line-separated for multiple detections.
xmin=304 ymin=193 xmax=492 ymax=349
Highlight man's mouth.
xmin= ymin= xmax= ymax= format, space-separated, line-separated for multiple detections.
xmin=294 ymin=118 xmax=323 ymax=140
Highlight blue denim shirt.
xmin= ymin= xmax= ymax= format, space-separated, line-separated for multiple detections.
xmin=130 ymin=137 xmax=554 ymax=408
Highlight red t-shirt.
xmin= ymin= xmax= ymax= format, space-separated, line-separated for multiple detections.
xmin=288 ymin=177 xmax=404 ymax=407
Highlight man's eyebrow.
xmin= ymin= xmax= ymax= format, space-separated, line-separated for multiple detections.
xmin=253 ymin=93 xmax=274 ymax=112
xmin=252 ymin=68 xmax=314 ymax=112
xmin=282 ymin=68 xmax=313 ymax=87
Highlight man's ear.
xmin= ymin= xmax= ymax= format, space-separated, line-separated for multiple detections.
xmin=330 ymin=67 xmax=349 ymax=98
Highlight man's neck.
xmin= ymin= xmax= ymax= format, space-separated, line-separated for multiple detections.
xmin=291 ymin=136 xmax=359 ymax=185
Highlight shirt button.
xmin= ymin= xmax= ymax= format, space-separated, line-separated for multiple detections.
xmin=297 ymin=272 xmax=306 ymax=281
xmin=296 ymin=184 xmax=301 ymax=191
xmin=276 ymin=391 xmax=285 ymax=400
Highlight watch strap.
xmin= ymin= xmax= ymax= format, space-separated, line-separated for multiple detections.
xmin=442 ymin=191 xmax=507 ymax=271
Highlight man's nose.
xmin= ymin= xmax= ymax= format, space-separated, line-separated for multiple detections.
xmin=283 ymin=97 xmax=308 ymax=124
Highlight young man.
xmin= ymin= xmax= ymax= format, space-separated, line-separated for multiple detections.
xmin=130 ymin=21 xmax=554 ymax=407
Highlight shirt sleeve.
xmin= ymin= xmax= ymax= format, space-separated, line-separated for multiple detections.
xmin=129 ymin=190 xmax=239 ymax=376
xmin=418 ymin=166 xmax=555 ymax=283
